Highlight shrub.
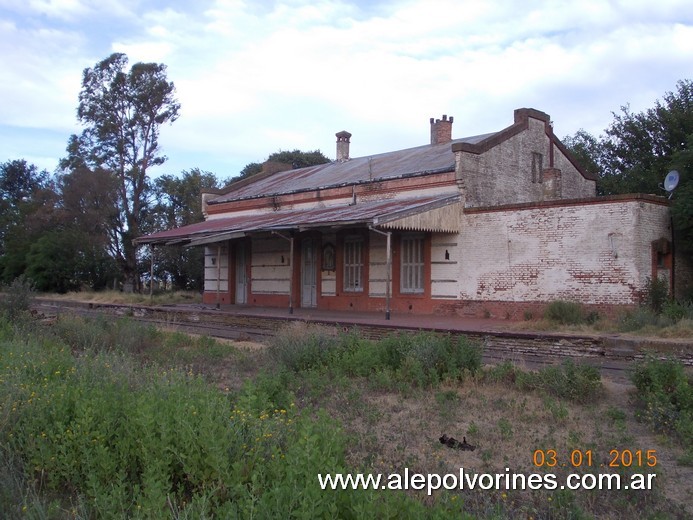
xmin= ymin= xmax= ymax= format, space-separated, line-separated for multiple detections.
xmin=268 ymin=322 xmax=341 ymax=371
xmin=377 ymin=332 xmax=483 ymax=387
xmin=513 ymin=360 xmax=602 ymax=404
xmin=50 ymin=314 xmax=159 ymax=354
xmin=0 ymin=275 xmax=34 ymax=321
xmin=585 ymin=310 xmax=601 ymax=325
xmin=339 ymin=337 xmax=385 ymax=377
xmin=662 ymin=300 xmax=693 ymax=322
xmin=617 ymin=307 xmax=660 ymax=332
xmin=270 ymin=327 xmax=483 ymax=388
xmin=544 ymin=300 xmax=585 ymax=325
xmin=453 ymin=335 xmax=484 ymax=375
xmin=483 ymin=361 xmax=518 ymax=385
xmin=1 ymin=323 xmax=467 ymax=518
xmin=641 ymin=276 xmax=669 ymax=314
xmin=541 ymin=361 xmax=602 ymax=403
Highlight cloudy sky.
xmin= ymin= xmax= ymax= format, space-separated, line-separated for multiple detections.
xmin=1 ymin=0 xmax=691 ymax=180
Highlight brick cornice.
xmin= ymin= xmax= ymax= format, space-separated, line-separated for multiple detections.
xmin=463 ymin=193 xmax=670 ymax=214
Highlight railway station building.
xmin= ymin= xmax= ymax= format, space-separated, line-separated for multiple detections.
xmin=136 ymin=108 xmax=684 ymax=319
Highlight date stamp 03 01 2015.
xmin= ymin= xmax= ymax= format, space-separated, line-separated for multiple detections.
xmin=533 ymin=449 xmax=658 ymax=469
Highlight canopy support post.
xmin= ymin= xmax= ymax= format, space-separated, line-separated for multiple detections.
xmin=150 ymin=245 xmax=155 ymax=303
xmin=216 ymin=244 xmax=221 ymax=309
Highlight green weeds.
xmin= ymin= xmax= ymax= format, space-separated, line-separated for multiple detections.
xmin=632 ymin=356 xmax=693 ymax=463
xmin=544 ymin=300 xmax=587 ymax=325
xmin=270 ymin=324 xmax=483 ymax=389
xmin=484 ymin=360 xmax=602 ymax=404
xmin=1 ymin=312 xmax=688 ymax=519
xmin=0 ymin=319 xmax=472 ymax=518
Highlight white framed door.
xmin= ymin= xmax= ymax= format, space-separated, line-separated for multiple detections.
xmin=301 ymin=239 xmax=317 ymax=307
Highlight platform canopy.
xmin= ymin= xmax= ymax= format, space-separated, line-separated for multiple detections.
xmin=134 ymin=194 xmax=461 ymax=247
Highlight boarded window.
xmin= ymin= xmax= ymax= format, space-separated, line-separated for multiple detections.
xmin=343 ymin=237 xmax=363 ymax=292
xmin=401 ymin=235 xmax=425 ymax=294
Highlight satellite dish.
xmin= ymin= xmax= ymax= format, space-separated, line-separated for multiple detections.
xmin=664 ymin=170 xmax=680 ymax=193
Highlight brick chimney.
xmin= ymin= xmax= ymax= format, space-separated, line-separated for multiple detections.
xmin=336 ymin=130 xmax=352 ymax=162
xmin=430 ymin=114 xmax=453 ymax=145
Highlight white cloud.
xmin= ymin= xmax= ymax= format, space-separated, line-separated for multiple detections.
xmin=0 ymin=0 xmax=691 ymax=176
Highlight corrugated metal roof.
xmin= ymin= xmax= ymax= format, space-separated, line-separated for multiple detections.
xmin=210 ymin=133 xmax=494 ymax=204
xmin=135 ymin=194 xmax=461 ymax=245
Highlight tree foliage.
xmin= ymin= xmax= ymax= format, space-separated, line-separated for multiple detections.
xmin=58 ymin=167 xmax=120 ymax=253
xmin=0 ymin=159 xmax=120 ymax=291
xmin=561 ymin=129 xmax=603 ymax=188
xmin=0 ymin=160 xmax=54 ymax=282
xmin=267 ymin=149 xmax=330 ymax=169
xmin=563 ymin=79 xmax=693 ymax=254
xmin=66 ymin=53 xmax=180 ymax=290
xmin=25 ymin=230 xmax=117 ymax=293
xmin=238 ymin=149 xmax=330 ymax=179
xmin=0 ymin=159 xmax=49 ymax=208
xmin=599 ymin=81 xmax=693 ymax=196
xmin=238 ymin=162 xmax=263 ymax=179
xmin=147 ymin=169 xmax=226 ymax=290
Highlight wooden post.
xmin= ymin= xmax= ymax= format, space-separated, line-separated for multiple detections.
xmin=385 ymin=231 xmax=391 ymax=320
xmin=216 ymin=244 xmax=221 ymax=309
xmin=288 ymin=236 xmax=294 ymax=315
xmin=150 ymin=245 xmax=155 ymax=302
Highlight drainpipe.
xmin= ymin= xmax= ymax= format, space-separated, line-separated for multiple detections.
xmin=272 ymin=231 xmax=294 ymax=315
xmin=670 ymin=212 xmax=676 ymax=301
xmin=369 ymin=226 xmax=392 ymax=320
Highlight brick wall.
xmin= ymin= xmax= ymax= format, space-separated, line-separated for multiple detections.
xmin=456 ymin=115 xmax=595 ymax=207
xmin=457 ymin=197 xmax=671 ymax=309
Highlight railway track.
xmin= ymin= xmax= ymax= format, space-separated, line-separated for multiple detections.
xmin=32 ymin=299 xmax=692 ymax=383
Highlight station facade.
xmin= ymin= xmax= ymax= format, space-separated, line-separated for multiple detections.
xmin=137 ymin=108 xmax=679 ymax=318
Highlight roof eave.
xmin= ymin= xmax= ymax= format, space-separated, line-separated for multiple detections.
xmin=207 ymin=165 xmax=455 ymax=205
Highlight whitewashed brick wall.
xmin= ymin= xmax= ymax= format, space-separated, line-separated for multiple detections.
xmin=457 ymin=199 xmax=670 ymax=305
xmin=458 ymin=116 xmax=595 ymax=207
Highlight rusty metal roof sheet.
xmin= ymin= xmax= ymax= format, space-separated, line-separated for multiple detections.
xmin=210 ymin=133 xmax=494 ymax=204
xmin=135 ymin=194 xmax=461 ymax=245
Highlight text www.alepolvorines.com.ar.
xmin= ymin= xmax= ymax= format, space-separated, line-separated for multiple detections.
xmin=318 ymin=468 xmax=656 ymax=496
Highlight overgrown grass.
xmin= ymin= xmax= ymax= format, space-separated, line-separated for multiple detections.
xmin=544 ymin=300 xmax=588 ymax=326
xmin=613 ymin=278 xmax=693 ymax=336
xmin=269 ymin=324 xmax=483 ymax=388
xmin=269 ymin=325 xmax=684 ymax=518
xmin=1 ymin=311 xmax=690 ymax=518
xmin=618 ymin=301 xmax=693 ymax=335
xmin=632 ymin=356 xmax=693 ymax=464
xmin=50 ymin=314 xmax=160 ymax=354
xmin=0 ymin=318 xmax=471 ymax=519
xmin=484 ymin=360 xmax=603 ymax=404
xmin=43 ymin=289 xmax=202 ymax=306
xmin=519 ymin=289 xmax=693 ymax=337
